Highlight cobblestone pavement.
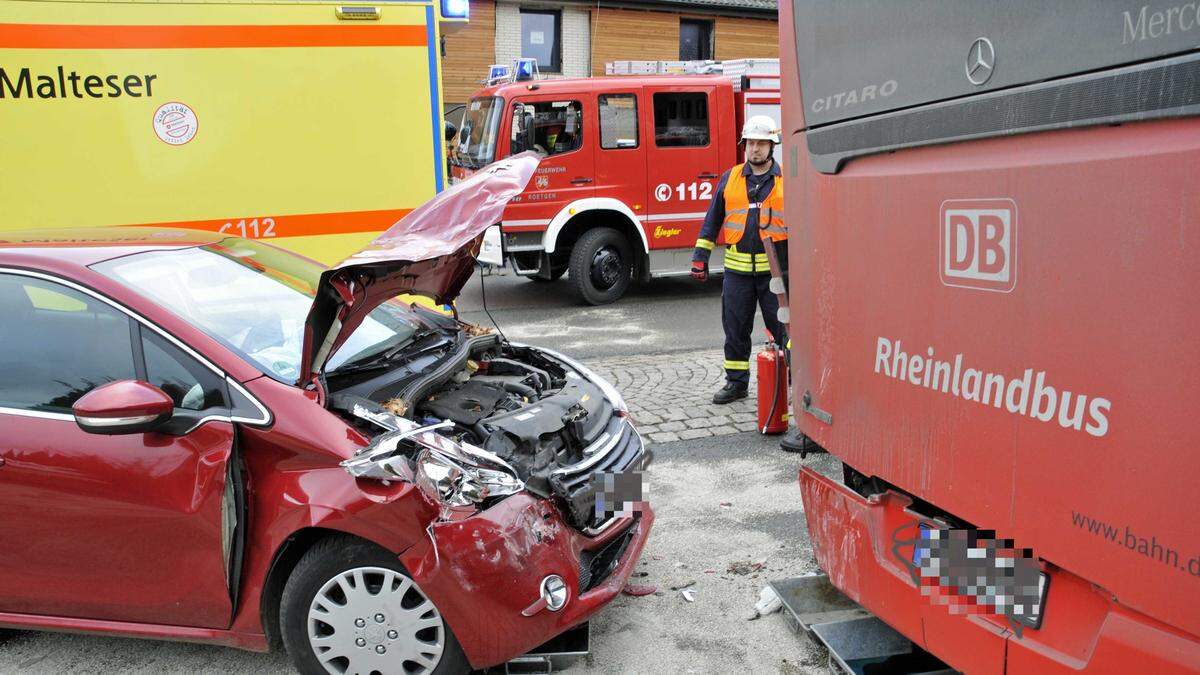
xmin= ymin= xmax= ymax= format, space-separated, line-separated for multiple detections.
xmin=587 ymin=349 xmax=768 ymax=445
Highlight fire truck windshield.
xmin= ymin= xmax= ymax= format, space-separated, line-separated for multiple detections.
xmin=454 ymin=96 xmax=503 ymax=169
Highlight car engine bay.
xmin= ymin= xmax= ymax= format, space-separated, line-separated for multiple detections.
xmin=330 ymin=332 xmax=644 ymax=530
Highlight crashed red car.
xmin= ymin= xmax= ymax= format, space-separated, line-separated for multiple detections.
xmin=0 ymin=155 xmax=653 ymax=674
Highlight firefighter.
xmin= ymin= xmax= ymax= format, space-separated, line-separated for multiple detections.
xmin=691 ymin=115 xmax=787 ymax=404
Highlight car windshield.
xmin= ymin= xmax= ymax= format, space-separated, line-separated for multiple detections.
xmin=93 ymin=239 xmax=420 ymax=382
xmin=454 ymin=97 xmax=504 ymax=168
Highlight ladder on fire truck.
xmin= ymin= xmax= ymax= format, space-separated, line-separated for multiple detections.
xmin=604 ymin=58 xmax=781 ymax=128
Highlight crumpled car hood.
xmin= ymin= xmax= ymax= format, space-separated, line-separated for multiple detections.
xmin=299 ymin=153 xmax=539 ymax=384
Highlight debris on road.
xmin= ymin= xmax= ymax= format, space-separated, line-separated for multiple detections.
xmin=719 ymin=501 xmax=733 ymax=508
xmin=668 ymin=579 xmax=696 ymax=591
xmin=727 ymin=559 xmax=766 ymax=575
xmin=681 ymin=589 xmax=696 ymax=603
xmin=623 ymin=584 xmax=658 ymax=597
xmin=745 ymin=586 xmax=783 ymax=621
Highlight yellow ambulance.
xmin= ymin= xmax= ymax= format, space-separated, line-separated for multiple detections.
xmin=1 ymin=0 xmax=466 ymax=264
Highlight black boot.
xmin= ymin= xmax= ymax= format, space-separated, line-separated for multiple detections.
xmin=713 ymin=382 xmax=748 ymax=404
xmin=780 ymin=428 xmax=826 ymax=457
xmin=780 ymin=428 xmax=806 ymax=453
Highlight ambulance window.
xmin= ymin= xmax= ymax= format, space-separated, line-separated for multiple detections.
xmin=599 ymin=94 xmax=639 ymax=149
xmin=516 ymin=100 xmax=583 ymax=157
xmin=653 ymin=92 xmax=709 ymax=147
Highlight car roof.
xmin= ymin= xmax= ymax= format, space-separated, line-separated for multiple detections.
xmin=475 ymin=74 xmax=730 ymax=98
xmin=0 ymin=227 xmax=225 ymax=267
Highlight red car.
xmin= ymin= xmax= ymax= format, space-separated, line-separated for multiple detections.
xmin=0 ymin=155 xmax=653 ymax=674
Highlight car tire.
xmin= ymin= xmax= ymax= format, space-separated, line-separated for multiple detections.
xmin=280 ymin=535 xmax=469 ymax=675
xmin=569 ymin=227 xmax=633 ymax=305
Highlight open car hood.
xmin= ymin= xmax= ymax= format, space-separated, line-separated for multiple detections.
xmin=300 ymin=153 xmax=539 ymax=384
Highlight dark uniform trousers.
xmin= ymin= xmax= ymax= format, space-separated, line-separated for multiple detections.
xmin=722 ymin=267 xmax=787 ymax=386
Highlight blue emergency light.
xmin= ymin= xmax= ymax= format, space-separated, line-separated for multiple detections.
xmin=487 ymin=64 xmax=511 ymax=84
xmin=441 ymin=0 xmax=469 ymax=19
xmin=513 ymin=58 xmax=538 ymax=81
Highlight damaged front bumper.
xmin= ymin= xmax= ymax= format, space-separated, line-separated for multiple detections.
xmin=399 ymin=492 xmax=655 ymax=669
xmin=799 ymin=467 xmax=1200 ymax=675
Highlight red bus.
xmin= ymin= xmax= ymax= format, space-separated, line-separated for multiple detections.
xmin=782 ymin=1 xmax=1200 ymax=672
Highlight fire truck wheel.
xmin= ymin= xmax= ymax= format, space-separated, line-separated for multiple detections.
xmin=569 ymin=227 xmax=632 ymax=305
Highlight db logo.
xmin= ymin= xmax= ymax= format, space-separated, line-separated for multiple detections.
xmin=939 ymin=198 xmax=1017 ymax=292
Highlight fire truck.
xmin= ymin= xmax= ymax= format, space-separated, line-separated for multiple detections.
xmin=450 ymin=59 xmax=780 ymax=304
xmin=782 ymin=0 xmax=1200 ymax=672
xmin=0 ymin=0 xmax=466 ymax=265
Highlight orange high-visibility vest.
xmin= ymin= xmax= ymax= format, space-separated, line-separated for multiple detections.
xmin=721 ymin=164 xmax=786 ymax=245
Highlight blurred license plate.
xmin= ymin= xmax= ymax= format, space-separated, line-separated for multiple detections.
xmin=912 ymin=523 xmax=1049 ymax=629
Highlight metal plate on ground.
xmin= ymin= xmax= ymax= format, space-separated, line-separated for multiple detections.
xmin=481 ymin=623 xmax=589 ymax=674
xmin=770 ymin=575 xmax=958 ymax=675
xmin=812 ymin=617 xmax=956 ymax=675
xmin=769 ymin=574 xmax=871 ymax=633
xmin=812 ymin=616 xmax=913 ymax=674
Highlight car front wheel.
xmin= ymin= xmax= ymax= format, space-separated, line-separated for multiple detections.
xmin=280 ymin=535 xmax=469 ymax=675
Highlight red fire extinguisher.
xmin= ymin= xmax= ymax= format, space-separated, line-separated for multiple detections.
xmin=757 ymin=340 xmax=789 ymax=434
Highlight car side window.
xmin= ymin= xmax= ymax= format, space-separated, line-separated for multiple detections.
xmin=141 ymin=329 xmax=228 ymax=411
xmin=0 ymin=273 xmax=137 ymax=413
xmin=599 ymin=94 xmax=639 ymax=149
xmin=653 ymin=92 xmax=710 ymax=147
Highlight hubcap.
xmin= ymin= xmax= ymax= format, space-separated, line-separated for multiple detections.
xmin=307 ymin=566 xmax=445 ymax=675
xmin=590 ymin=246 xmax=624 ymax=289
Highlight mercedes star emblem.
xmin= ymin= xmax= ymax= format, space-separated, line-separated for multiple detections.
xmin=965 ymin=37 xmax=995 ymax=86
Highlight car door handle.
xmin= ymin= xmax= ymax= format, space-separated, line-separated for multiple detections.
xmin=570 ymin=177 xmax=593 ymax=185
xmin=698 ymin=172 xmax=719 ymax=179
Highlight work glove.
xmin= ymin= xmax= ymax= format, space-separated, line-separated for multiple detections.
xmin=690 ymin=260 xmax=708 ymax=282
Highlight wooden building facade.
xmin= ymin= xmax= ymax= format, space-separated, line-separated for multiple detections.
xmin=441 ymin=0 xmax=778 ymax=107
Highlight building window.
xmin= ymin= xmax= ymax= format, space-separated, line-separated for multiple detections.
xmin=679 ymin=19 xmax=713 ymax=61
xmin=599 ymin=94 xmax=638 ymax=149
xmin=653 ymin=92 xmax=710 ymax=147
xmin=520 ymin=9 xmax=561 ymax=73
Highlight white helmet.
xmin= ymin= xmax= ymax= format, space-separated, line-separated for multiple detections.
xmin=741 ymin=115 xmax=780 ymax=143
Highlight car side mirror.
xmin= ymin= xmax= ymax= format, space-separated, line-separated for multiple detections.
xmin=73 ymin=380 xmax=174 ymax=435
xmin=510 ymin=105 xmax=526 ymax=153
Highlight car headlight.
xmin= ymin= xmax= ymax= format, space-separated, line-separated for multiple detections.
xmin=342 ymin=417 xmax=525 ymax=516
xmin=414 ymin=447 xmax=524 ymax=508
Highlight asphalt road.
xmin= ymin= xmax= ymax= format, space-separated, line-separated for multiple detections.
xmin=455 ymin=268 xmax=776 ymax=360
xmin=0 ymin=268 xmax=824 ymax=674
